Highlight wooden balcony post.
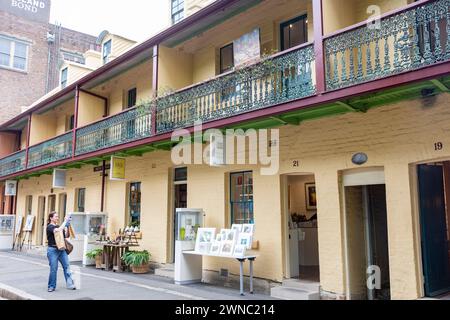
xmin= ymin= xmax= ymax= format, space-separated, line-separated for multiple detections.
xmin=72 ymin=85 xmax=80 ymax=158
xmin=24 ymin=113 xmax=32 ymax=168
xmin=313 ymin=0 xmax=326 ymax=93
xmin=152 ymin=45 xmax=159 ymax=136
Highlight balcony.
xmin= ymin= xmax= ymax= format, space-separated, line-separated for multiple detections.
xmin=0 ymin=150 xmax=26 ymax=177
xmin=75 ymin=106 xmax=153 ymax=156
xmin=156 ymin=43 xmax=316 ymax=134
xmin=0 ymin=0 xmax=449 ymax=179
xmin=324 ymin=0 xmax=449 ymax=91
xmin=27 ymin=132 xmax=73 ymax=169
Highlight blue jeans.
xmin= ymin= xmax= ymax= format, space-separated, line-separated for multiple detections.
xmin=47 ymin=247 xmax=74 ymax=289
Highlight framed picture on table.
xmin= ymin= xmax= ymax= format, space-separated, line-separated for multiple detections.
xmin=305 ymin=183 xmax=317 ymax=210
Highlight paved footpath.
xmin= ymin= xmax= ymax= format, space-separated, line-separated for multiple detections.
xmin=0 ymin=251 xmax=275 ymax=301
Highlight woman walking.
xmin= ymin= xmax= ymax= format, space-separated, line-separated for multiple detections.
xmin=47 ymin=212 xmax=76 ymax=292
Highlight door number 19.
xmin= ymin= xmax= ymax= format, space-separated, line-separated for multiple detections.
xmin=435 ymin=142 xmax=443 ymax=151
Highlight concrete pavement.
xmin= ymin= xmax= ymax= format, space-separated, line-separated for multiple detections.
xmin=0 ymin=251 xmax=275 ymax=300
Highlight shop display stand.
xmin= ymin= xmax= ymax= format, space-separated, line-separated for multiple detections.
xmin=174 ymin=241 xmax=257 ymax=296
xmin=20 ymin=231 xmax=32 ymax=251
xmin=12 ymin=232 xmax=21 ymax=251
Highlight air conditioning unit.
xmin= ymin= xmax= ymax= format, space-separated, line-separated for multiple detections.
xmin=47 ymin=32 xmax=55 ymax=44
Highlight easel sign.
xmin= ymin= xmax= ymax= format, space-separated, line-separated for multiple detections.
xmin=13 ymin=216 xmax=23 ymax=251
xmin=24 ymin=215 xmax=34 ymax=232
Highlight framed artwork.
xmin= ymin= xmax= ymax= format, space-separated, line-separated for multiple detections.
xmin=15 ymin=216 xmax=23 ymax=235
xmin=242 ymin=224 xmax=254 ymax=235
xmin=231 ymin=224 xmax=243 ymax=233
xmin=209 ymin=241 xmax=221 ymax=255
xmin=234 ymin=245 xmax=247 ymax=258
xmin=195 ymin=228 xmax=216 ymax=253
xmin=237 ymin=233 xmax=253 ymax=250
xmin=305 ymin=183 xmax=317 ymax=210
xmin=219 ymin=229 xmax=237 ymax=242
xmin=24 ymin=215 xmax=34 ymax=232
xmin=219 ymin=241 xmax=235 ymax=256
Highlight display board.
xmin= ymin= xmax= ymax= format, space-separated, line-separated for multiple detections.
xmin=23 ymin=215 xmax=34 ymax=232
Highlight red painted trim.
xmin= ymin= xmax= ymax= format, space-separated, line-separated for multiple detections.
xmin=152 ymin=45 xmax=159 ymax=136
xmin=323 ymin=0 xmax=434 ymax=40
xmin=72 ymin=86 xmax=80 ymax=158
xmin=79 ymin=89 xmax=108 ymax=102
xmin=313 ymin=0 xmax=325 ymax=94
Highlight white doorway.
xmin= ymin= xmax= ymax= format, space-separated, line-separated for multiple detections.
xmin=282 ymin=174 xmax=320 ymax=282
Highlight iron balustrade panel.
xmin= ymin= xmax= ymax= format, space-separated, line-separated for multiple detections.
xmin=27 ymin=133 xmax=73 ymax=169
xmin=324 ymin=0 xmax=450 ymax=91
xmin=0 ymin=150 xmax=26 ymax=177
xmin=75 ymin=108 xmax=152 ymax=156
xmin=156 ymin=44 xmax=316 ymax=134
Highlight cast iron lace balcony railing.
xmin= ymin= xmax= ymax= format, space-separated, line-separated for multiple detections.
xmin=324 ymin=0 xmax=450 ymax=91
xmin=0 ymin=150 xmax=26 ymax=177
xmin=27 ymin=132 xmax=73 ymax=169
xmin=156 ymin=43 xmax=316 ymax=134
xmin=75 ymin=107 xmax=152 ymax=156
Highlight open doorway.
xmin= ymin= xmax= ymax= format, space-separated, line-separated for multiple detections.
xmin=343 ymin=168 xmax=391 ymax=300
xmin=283 ymin=174 xmax=320 ymax=282
xmin=170 ymin=167 xmax=187 ymax=263
xmin=417 ymin=162 xmax=450 ymax=297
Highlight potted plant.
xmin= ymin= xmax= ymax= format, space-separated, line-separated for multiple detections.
xmin=86 ymin=249 xmax=103 ymax=269
xmin=121 ymin=250 xmax=151 ymax=274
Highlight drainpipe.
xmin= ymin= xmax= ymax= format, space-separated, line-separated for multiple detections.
xmin=101 ymin=160 xmax=106 ymax=212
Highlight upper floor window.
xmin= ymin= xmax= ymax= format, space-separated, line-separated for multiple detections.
xmin=220 ymin=43 xmax=234 ymax=74
xmin=280 ymin=15 xmax=308 ymax=51
xmin=103 ymin=40 xmax=112 ymax=64
xmin=0 ymin=36 xmax=29 ymax=72
xmin=60 ymin=67 xmax=68 ymax=88
xmin=171 ymin=0 xmax=184 ymax=25
xmin=127 ymin=88 xmax=137 ymax=109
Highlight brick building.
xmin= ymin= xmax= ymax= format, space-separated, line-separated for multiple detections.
xmin=0 ymin=0 xmax=98 ymax=125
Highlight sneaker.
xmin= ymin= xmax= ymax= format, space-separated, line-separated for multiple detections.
xmin=48 ymin=288 xmax=55 ymax=292
xmin=67 ymin=285 xmax=76 ymax=290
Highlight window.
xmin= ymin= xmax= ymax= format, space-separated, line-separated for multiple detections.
xmin=220 ymin=43 xmax=234 ymax=74
xmin=76 ymin=188 xmax=86 ymax=212
xmin=67 ymin=115 xmax=75 ymax=131
xmin=129 ymin=182 xmax=141 ymax=227
xmin=280 ymin=15 xmax=308 ymax=51
xmin=171 ymin=0 xmax=184 ymax=24
xmin=174 ymin=167 xmax=188 ymax=182
xmin=25 ymin=196 xmax=33 ymax=215
xmin=127 ymin=88 xmax=137 ymax=109
xmin=103 ymin=40 xmax=112 ymax=64
xmin=230 ymin=172 xmax=254 ymax=225
xmin=60 ymin=67 xmax=68 ymax=88
xmin=0 ymin=36 xmax=29 ymax=71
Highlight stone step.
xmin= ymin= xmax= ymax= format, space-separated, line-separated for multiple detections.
xmin=281 ymin=279 xmax=320 ymax=292
xmin=154 ymin=265 xmax=175 ymax=279
xmin=270 ymin=286 xmax=320 ymax=300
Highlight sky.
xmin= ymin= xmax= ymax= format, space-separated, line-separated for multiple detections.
xmin=50 ymin=0 xmax=171 ymax=43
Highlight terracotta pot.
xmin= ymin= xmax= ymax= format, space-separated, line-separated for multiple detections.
xmin=95 ymin=255 xmax=103 ymax=269
xmin=131 ymin=263 xmax=150 ymax=274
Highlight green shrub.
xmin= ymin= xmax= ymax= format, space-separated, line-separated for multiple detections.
xmin=86 ymin=249 xmax=103 ymax=259
xmin=121 ymin=250 xmax=150 ymax=266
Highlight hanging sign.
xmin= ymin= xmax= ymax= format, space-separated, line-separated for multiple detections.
xmin=233 ymin=28 xmax=261 ymax=67
xmin=52 ymin=169 xmax=67 ymax=188
xmin=110 ymin=156 xmax=126 ymax=180
xmin=4 ymin=180 xmax=17 ymax=196
xmin=0 ymin=0 xmax=51 ymax=23
xmin=209 ymin=134 xmax=226 ymax=167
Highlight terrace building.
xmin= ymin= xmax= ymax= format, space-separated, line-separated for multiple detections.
xmin=1 ymin=0 xmax=450 ymax=300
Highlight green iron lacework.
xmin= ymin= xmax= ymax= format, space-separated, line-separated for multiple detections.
xmin=324 ymin=0 xmax=450 ymax=91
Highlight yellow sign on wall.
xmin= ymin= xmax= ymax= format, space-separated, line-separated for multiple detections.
xmin=110 ymin=156 xmax=126 ymax=181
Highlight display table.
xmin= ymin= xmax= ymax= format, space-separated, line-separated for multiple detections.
xmin=97 ymin=243 xmax=139 ymax=272
xmin=178 ymin=249 xmax=257 ymax=296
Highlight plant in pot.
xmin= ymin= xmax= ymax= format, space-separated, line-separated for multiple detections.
xmin=86 ymin=249 xmax=103 ymax=269
xmin=121 ymin=250 xmax=151 ymax=274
